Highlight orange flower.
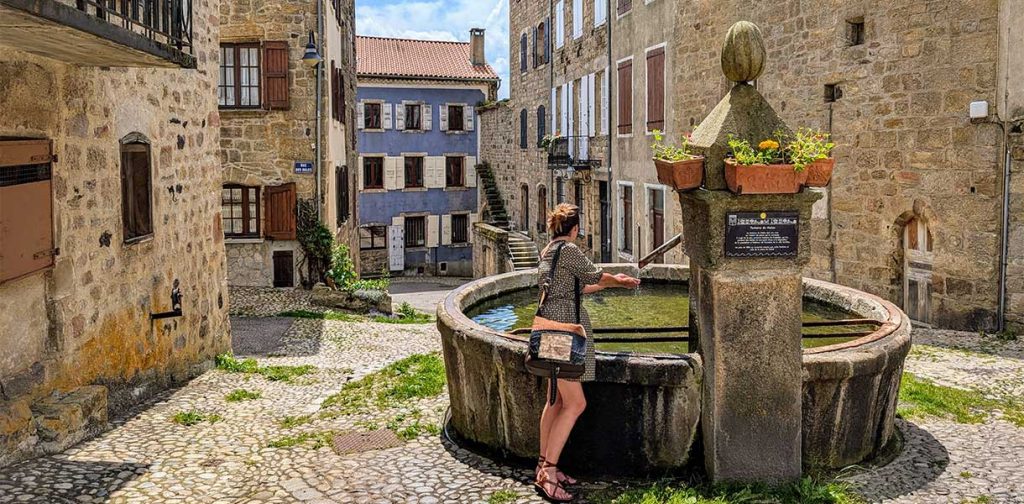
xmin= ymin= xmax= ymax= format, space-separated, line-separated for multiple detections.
xmin=758 ymin=139 xmax=780 ymax=150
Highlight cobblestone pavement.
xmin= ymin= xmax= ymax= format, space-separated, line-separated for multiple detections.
xmin=0 ymin=287 xmax=1021 ymax=503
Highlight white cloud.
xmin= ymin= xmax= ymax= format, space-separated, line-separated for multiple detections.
xmin=356 ymin=0 xmax=510 ymax=98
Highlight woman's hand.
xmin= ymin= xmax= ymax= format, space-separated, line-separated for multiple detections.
xmin=614 ymin=273 xmax=641 ymax=289
xmin=582 ymin=284 xmax=606 ymax=295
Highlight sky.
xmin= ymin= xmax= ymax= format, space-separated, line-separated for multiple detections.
xmin=355 ymin=0 xmax=511 ymax=99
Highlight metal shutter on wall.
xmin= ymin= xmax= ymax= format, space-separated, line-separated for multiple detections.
xmin=262 ymin=41 xmax=290 ymax=110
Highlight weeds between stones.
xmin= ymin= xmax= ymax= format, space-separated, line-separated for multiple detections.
xmin=276 ymin=309 xmax=364 ymax=322
xmin=897 ymin=373 xmax=1024 ymax=427
xmin=172 ymin=410 xmax=222 ymax=426
xmin=276 ymin=303 xmax=434 ymax=324
xmin=224 ymin=389 xmax=262 ymax=402
xmin=267 ymin=430 xmax=337 ymax=449
xmin=215 ymin=354 xmax=316 ymax=384
xmin=587 ymin=477 xmax=864 ymax=504
xmin=486 ymin=489 xmax=521 ymax=504
xmin=320 ymin=353 xmax=446 ymax=413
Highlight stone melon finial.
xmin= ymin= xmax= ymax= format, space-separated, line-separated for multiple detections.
xmin=721 ymin=21 xmax=766 ymax=83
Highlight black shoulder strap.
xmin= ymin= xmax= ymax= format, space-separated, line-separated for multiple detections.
xmin=536 ymin=242 xmax=567 ymax=317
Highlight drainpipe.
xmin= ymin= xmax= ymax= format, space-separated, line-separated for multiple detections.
xmin=549 ymin=0 xmax=555 ymax=236
xmin=315 ymin=0 xmax=324 ymax=220
xmin=999 ymin=144 xmax=1011 ymax=332
xmin=606 ymin=0 xmax=613 ymax=262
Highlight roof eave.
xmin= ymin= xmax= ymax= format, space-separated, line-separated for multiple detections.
xmin=356 ymin=73 xmax=500 ymax=84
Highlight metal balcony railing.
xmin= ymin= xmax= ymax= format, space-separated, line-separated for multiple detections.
xmin=547 ymin=136 xmax=602 ymax=170
xmin=74 ymin=0 xmax=192 ymax=53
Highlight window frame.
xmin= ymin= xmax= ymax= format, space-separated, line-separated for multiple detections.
xmin=448 ymin=105 xmax=465 ymax=132
xmin=120 ymin=137 xmax=154 ymax=243
xmin=451 ymin=214 xmax=469 ymax=244
xmin=359 ymin=225 xmax=388 ymax=250
xmin=335 ymin=165 xmax=350 ymax=226
xmin=618 ymin=181 xmax=634 ymax=254
xmin=404 ymin=103 xmax=422 ymax=131
xmin=364 ymin=102 xmax=383 ymax=129
xmin=404 ymin=156 xmax=425 ymax=188
xmin=222 ymin=184 xmax=261 ymax=238
xmin=219 ymin=43 xmax=262 ymax=109
xmin=363 ymin=156 xmax=384 ymax=189
xmin=404 ymin=216 xmax=427 ymax=248
xmin=445 ymin=156 xmax=465 ymax=188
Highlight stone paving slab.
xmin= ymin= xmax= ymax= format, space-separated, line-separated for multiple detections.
xmin=0 ymin=284 xmax=1021 ymax=503
xmin=231 ymin=317 xmax=295 ymax=357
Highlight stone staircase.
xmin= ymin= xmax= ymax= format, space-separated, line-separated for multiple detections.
xmin=508 ymin=232 xmax=540 ymax=271
xmin=476 ymin=162 xmax=510 ymax=230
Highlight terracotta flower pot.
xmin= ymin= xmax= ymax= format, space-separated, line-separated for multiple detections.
xmin=654 ymin=157 xmax=704 ymax=191
xmin=725 ymin=159 xmax=807 ymax=195
xmin=804 ymin=158 xmax=835 ymax=187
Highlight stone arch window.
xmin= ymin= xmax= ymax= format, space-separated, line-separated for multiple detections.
xmin=520 ymin=33 xmax=528 ymax=73
xmin=120 ymin=133 xmax=153 ymax=243
xmin=536 ymin=21 xmax=547 ymax=66
xmin=520 ymin=184 xmax=530 ymax=232
xmin=537 ymin=105 xmax=547 ymax=147
xmin=519 ymin=109 xmax=528 ymax=149
xmin=902 ymin=216 xmax=934 ymax=323
xmin=537 ymin=185 xmax=548 ymax=234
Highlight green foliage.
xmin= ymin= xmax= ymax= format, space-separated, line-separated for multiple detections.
xmin=487 ymin=489 xmax=521 ymax=504
xmin=349 ymin=275 xmax=391 ymax=291
xmin=727 ymin=135 xmax=777 ymax=166
xmin=276 ymin=309 xmax=365 ymax=322
xmin=897 ymin=372 xmax=1024 ymax=426
xmin=279 ymin=415 xmax=314 ymax=428
xmin=267 ymin=430 xmax=336 ymax=449
xmin=321 ymin=353 xmax=446 ymax=413
xmin=386 ymin=410 xmax=440 ymax=440
xmin=592 ymin=478 xmax=864 ymax=504
xmin=371 ymin=302 xmax=433 ymax=324
xmin=172 ymin=410 xmax=222 ymax=426
xmin=296 ymin=199 xmax=334 ymax=286
xmin=651 ymin=130 xmax=698 ymax=162
xmin=225 ymin=389 xmax=262 ymax=402
xmin=215 ymin=353 xmax=316 ymax=384
xmin=328 ymin=243 xmax=358 ymax=288
xmin=787 ymin=128 xmax=835 ymax=172
xmin=540 ymin=133 xmax=564 ymax=150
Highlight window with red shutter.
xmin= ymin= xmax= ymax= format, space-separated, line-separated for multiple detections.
xmin=617 ymin=59 xmax=633 ymax=135
xmin=262 ymin=41 xmax=290 ymax=110
xmin=646 ymin=47 xmax=665 ymax=132
xmin=265 ymin=183 xmax=297 ymax=240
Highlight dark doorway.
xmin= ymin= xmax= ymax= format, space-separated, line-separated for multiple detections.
xmin=273 ymin=250 xmax=294 ymax=287
xmin=599 ymin=181 xmax=611 ymax=262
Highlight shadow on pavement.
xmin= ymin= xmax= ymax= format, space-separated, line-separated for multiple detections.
xmin=0 ymin=459 xmax=150 ymax=503
xmin=231 ymin=316 xmax=323 ymax=357
xmin=844 ymin=419 xmax=950 ymax=501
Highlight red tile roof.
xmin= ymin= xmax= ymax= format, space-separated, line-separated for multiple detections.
xmin=356 ymin=36 xmax=499 ymax=82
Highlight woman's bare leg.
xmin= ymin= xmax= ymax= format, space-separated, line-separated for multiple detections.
xmin=537 ymin=380 xmax=562 ymax=479
xmin=542 ymin=380 xmax=586 ymax=467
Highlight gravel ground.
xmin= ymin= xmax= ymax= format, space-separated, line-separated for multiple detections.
xmin=0 ymin=287 xmax=1020 ymax=503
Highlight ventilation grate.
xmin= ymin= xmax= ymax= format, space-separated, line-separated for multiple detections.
xmin=0 ymin=163 xmax=51 ymax=187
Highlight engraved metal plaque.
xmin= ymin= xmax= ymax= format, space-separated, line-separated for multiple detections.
xmin=725 ymin=211 xmax=799 ymax=258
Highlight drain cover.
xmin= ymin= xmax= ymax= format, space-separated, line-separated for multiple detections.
xmin=332 ymin=429 xmax=405 ymax=455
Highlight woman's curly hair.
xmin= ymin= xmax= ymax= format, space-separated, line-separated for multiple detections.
xmin=547 ymin=203 xmax=580 ymax=237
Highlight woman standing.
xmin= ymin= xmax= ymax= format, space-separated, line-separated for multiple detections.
xmin=534 ymin=203 xmax=640 ymax=502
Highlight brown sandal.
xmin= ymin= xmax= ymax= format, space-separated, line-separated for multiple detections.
xmin=536 ymin=456 xmax=578 ymax=486
xmin=534 ymin=461 xmax=574 ymax=502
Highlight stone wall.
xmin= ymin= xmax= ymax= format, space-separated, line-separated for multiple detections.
xmin=219 ymin=0 xmax=358 ymax=287
xmin=0 ymin=0 xmax=228 ymax=466
xmin=471 ymin=222 xmax=512 ymax=278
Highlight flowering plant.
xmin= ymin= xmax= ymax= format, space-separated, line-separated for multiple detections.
xmin=727 ymin=135 xmax=784 ymax=166
xmin=540 ymin=132 xmax=565 ymax=150
xmin=651 ymin=130 xmax=700 ymax=162
xmin=786 ymin=128 xmax=835 ymax=172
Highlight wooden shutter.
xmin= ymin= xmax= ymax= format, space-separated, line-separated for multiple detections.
xmin=617 ymin=0 xmax=631 ymax=16
xmin=265 ymin=183 xmax=296 ymax=240
xmin=263 ymin=41 xmax=290 ymax=110
xmin=617 ymin=59 xmax=632 ymax=135
xmin=545 ymin=18 xmax=551 ymax=63
xmin=532 ymin=27 xmax=538 ymax=69
xmin=646 ymin=47 xmax=665 ymax=131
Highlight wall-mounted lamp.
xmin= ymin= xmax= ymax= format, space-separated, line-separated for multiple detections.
xmin=302 ymin=31 xmax=323 ymax=68
xmin=151 ymin=279 xmax=184 ymax=320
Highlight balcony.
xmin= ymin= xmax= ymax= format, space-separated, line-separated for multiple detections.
xmin=547 ymin=136 xmax=601 ymax=171
xmin=0 ymin=0 xmax=194 ymax=68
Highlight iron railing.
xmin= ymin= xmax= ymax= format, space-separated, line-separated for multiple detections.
xmin=547 ymin=136 xmax=601 ymax=170
xmin=74 ymin=0 xmax=192 ymax=53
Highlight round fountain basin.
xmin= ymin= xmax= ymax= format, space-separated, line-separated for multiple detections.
xmin=436 ymin=264 xmax=911 ymax=475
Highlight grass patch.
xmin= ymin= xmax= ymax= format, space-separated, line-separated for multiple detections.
xmin=267 ymin=430 xmax=336 ymax=449
xmin=277 ymin=309 xmax=365 ymax=322
xmin=898 ymin=373 xmax=1024 ymax=427
xmin=172 ymin=410 xmax=222 ymax=426
xmin=225 ymin=389 xmax=262 ymax=402
xmin=279 ymin=414 xmax=314 ymax=428
xmin=215 ymin=354 xmax=316 ymax=384
xmin=321 ymin=353 xmax=446 ymax=414
xmin=371 ymin=302 xmax=433 ymax=324
xmin=959 ymin=496 xmax=992 ymax=504
xmin=385 ymin=410 xmax=440 ymax=440
xmin=487 ymin=489 xmax=521 ymax=504
xmin=589 ymin=478 xmax=863 ymax=504
xmin=959 ymin=471 xmax=973 ymax=479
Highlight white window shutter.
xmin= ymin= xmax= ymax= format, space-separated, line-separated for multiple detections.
xmin=396 ymin=103 xmax=406 ymax=130
xmin=588 ymin=73 xmax=596 ymax=137
xmin=555 ymin=1 xmax=564 ymax=48
xmin=468 ymin=214 xmax=479 ymax=243
xmin=357 ymin=101 xmax=365 ymax=130
xmin=398 ymin=157 xmax=408 ymax=188
xmin=392 ymin=215 xmax=404 ymax=226
xmin=423 ymin=103 xmax=433 ymax=130
xmin=466 ymin=156 xmax=477 ymax=187
xmin=382 ymin=103 xmax=393 ymax=129
xmin=601 ymin=68 xmax=609 ymax=135
xmin=560 ymin=85 xmax=568 ymax=135
xmin=568 ymin=80 xmax=574 ymax=139
xmin=594 ymin=0 xmax=605 ymax=26
xmin=466 ymin=105 xmax=475 ymax=131
xmin=384 ymin=157 xmax=400 ymax=190
xmin=573 ymin=0 xmax=583 ymax=39
xmin=357 ymin=156 xmax=364 ymax=190
xmin=440 ymin=104 xmax=448 ymax=131
xmin=441 ymin=214 xmax=452 ymax=246
xmin=427 ymin=215 xmax=440 ymax=248
xmin=551 ymin=88 xmax=557 ymax=128
xmin=425 ymin=157 xmax=444 ymax=188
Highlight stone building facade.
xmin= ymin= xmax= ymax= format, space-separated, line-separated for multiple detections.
xmin=0 ymin=0 xmax=229 ymax=466
xmin=219 ymin=0 xmax=358 ymax=287
xmin=480 ymin=0 xmax=1023 ymax=332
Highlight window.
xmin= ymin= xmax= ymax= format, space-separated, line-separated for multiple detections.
xmin=219 ymin=44 xmax=260 ymax=108
xmin=646 ymin=46 xmax=665 ymax=132
xmin=617 ymin=59 xmax=633 ymax=135
xmin=572 ymin=0 xmax=583 ymax=39
xmin=520 ymin=109 xmax=528 ymax=149
xmin=555 ymin=0 xmax=565 ymax=48
xmin=847 ymin=18 xmax=865 ymax=46
xmin=364 ymin=103 xmax=382 ymax=129
xmin=594 ymin=0 xmax=607 ymax=26
xmin=536 ymin=22 xmax=547 ymax=66
xmin=404 ymin=156 xmax=424 ymax=188
xmin=448 ymin=105 xmax=465 ymax=131
xmin=363 ymin=157 xmax=384 ymax=189
xmin=520 ymin=185 xmax=530 ymax=232
xmin=359 ymin=225 xmax=387 ymax=250
xmin=405 ymin=216 xmax=426 ymax=247
xmin=824 ymin=84 xmax=843 ymax=103
xmin=264 ymin=183 xmax=297 ymax=240
xmin=648 ymin=186 xmax=665 ymax=258
xmin=575 ymin=180 xmax=584 ymax=233
xmin=451 ymin=214 xmax=469 ymax=244
xmin=330 ymin=61 xmax=346 ymax=122
xmin=0 ymin=138 xmax=54 ymax=283
xmin=335 ymin=165 xmax=350 ymax=226
xmin=537 ymin=186 xmax=548 ymax=234
xmin=617 ymin=0 xmax=631 ymax=16
xmin=537 ymin=105 xmax=547 ymax=147
xmin=520 ymin=33 xmax=528 ymax=72
xmin=445 ymin=156 xmax=465 ymax=187
xmin=222 ymin=185 xmax=259 ymax=237
xmin=620 ymin=183 xmax=633 ymax=253
xmin=404 ymin=104 xmax=422 ymax=130
xmin=556 ymin=177 xmax=565 ymax=204
xmin=120 ymin=136 xmax=153 ymax=242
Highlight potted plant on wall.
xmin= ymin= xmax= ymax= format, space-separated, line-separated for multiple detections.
xmin=788 ymin=128 xmax=836 ymax=187
xmin=542 ymin=132 xmax=569 ymax=165
xmin=725 ymin=135 xmax=807 ymax=194
xmin=651 ymin=130 xmax=704 ymax=191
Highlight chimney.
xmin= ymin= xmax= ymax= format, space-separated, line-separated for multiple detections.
xmin=470 ymin=28 xmax=486 ymax=66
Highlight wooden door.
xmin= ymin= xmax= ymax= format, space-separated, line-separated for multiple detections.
xmin=272 ymin=250 xmax=294 ymax=287
xmin=903 ymin=218 xmax=933 ymax=324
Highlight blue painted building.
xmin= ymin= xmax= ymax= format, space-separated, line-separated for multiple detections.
xmin=355 ymin=31 xmax=500 ymax=277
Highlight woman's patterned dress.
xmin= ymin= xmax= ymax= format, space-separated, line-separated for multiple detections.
xmin=536 ymin=240 xmax=603 ymax=382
